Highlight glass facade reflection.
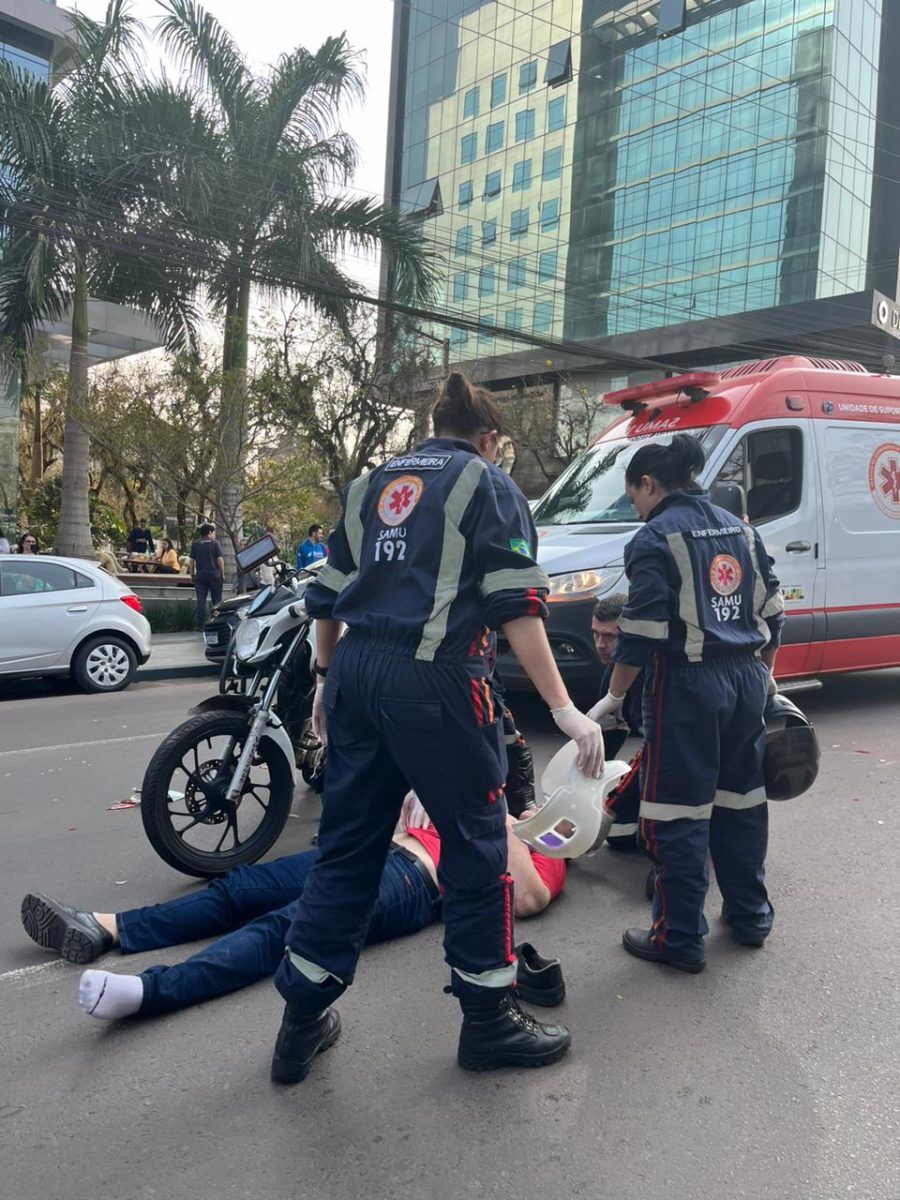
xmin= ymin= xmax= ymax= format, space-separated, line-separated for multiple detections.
xmin=387 ymin=0 xmax=889 ymax=367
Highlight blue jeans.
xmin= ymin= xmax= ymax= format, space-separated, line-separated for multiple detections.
xmin=117 ymin=848 xmax=441 ymax=1017
xmin=194 ymin=576 xmax=223 ymax=625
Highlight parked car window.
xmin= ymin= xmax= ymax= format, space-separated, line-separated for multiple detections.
xmin=75 ymin=571 xmax=96 ymax=589
xmin=713 ymin=428 xmax=803 ymax=523
xmin=0 ymin=562 xmax=84 ymax=596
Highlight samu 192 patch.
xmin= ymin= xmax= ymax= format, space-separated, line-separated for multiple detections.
xmin=508 ymin=537 xmax=531 ymax=557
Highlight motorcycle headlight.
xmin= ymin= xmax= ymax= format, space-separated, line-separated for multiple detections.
xmin=546 ymin=569 xmax=623 ymax=604
xmin=234 ymin=617 xmax=263 ymax=661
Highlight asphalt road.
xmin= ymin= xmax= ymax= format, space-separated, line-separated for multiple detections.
xmin=1 ymin=670 xmax=898 ymax=1200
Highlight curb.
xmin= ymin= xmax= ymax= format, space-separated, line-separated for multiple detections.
xmin=138 ymin=663 xmax=219 ymax=682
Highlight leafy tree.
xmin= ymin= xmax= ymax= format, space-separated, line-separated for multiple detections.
xmin=0 ymin=0 xmax=207 ymax=557
xmin=156 ymin=0 xmax=436 ymax=577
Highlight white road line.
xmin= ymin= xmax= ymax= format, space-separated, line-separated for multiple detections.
xmin=0 ymin=732 xmax=164 ymax=758
xmin=0 ymin=960 xmax=68 ymax=984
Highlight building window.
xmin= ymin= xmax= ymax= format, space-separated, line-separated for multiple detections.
xmin=453 ymin=272 xmax=469 ymax=302
xmin=510 ymin=208 xmax=529 ymax=239
xmin=538 ymin=249 xmax=557 ymax=281
xmin=518 ymin=61 xmax=537 ymax=93
xmin=490 ymin=73 xmax=506 ymax=107
xmin=484 ymin=169 xmax=501 ymax=198
xmin=542 ymin=146 xmax=562 ymax=180
xmin=482 ymin=219 xmax=497 ymax=244
xmin=512 ymin=160 xmax=532 ymax=192
xmin=507 ymin=258 xmax=526 ymax=290
xmin=544 ymin=39 xmax=572 ymax=86
xmin=505 ymin=307 xmax=524 ymax=330
xmin=515 ymin=109 xmax=536 ymax=143
xmin=533 ymin=300 xmax=553 ymax=333
xmin=485 ymin=121 xmax=504 ymax=154
xmin=540 ymin=198 xmax=560 ymax=230
xmin=479 ymin=265 xmax=496 ymax=297
xmin=449 ymin=327 xmax=469 ymax=348
xmin=460 ymin=133 xmax=477 ymax=165
xmin=458 ymin=180 xmax=473 ymax=208
xmin=455 ymin=226 xmax=473 ymax=255
xmin=547 ymin=96 xmax=566 ymax=133
xmin=463 ymin=86 xmax=480 ymax=119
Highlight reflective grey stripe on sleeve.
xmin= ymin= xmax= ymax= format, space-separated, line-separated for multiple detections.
xmin=639 ymin=800 xmax=714 ymax=821
xmin=619 ymin=615 xmax=669 ymax=640
xmin=665 ymin=532 xmax=705 ymax=663
xmin=344 ymin=475 xmax=369 ymax=567
xmin=416 ymin=458 xmax=487 ymax=661
xmin=286 ymin=949 xmax=344 ymax=986
xmin=314 ymin=563 xmax=351 ymax=594
xmin=762 ymin=590 xmax=785 ymax=619
xmin=741 ymin=527 xmax=775 ymax=646
xmin=452 ymin=962 xmax=518 ymax=989
xmin=480 ymin=565 xmax=550 ymax=595
xmin=714 ymin=786 xmax=767 ymax=810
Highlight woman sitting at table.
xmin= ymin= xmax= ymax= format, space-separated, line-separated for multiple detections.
xmin=154 ymin=538 xmax=180 ymax=574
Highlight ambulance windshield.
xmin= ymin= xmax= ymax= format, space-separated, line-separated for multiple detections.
xmin=533 ymin=426 xmax=727 ymax=526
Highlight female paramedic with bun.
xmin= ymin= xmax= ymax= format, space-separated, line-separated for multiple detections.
xmin=270 ymin=372 xmax=604 ymax=1083
xmin=592 ymin=433 xmax=784 ymax=974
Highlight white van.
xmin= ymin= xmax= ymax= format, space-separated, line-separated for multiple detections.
xmin=496 ymin=356 xmax=900 ymax=695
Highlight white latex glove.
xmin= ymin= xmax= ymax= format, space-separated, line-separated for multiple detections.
xmin=399 ymin=790 xmax=431 ymax=830
xmin=312 ymin=681 xmax=327 ymax=745
xmin=550 ymin=702 xmax=606 ymax=778
xmin=587 ymin=692 xmax=626 ymax=726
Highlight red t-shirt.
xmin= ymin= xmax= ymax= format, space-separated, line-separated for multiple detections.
xmin=404 ymin=825 xmax=566 ymax=900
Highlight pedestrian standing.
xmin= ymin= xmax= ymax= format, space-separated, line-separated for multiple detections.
xmin=0 ymin=528 xmax=10 ymax=553
xmin=16 ymin=532 xmax=38 ymax=554
xmin=593 ymin=434 xmax=784 ymax=972
xmin=296 ymin=524 xmax=327 ymax=570
xmin=189 ymin=523 xmax=225 ymax=627
xmin=271 ymin=371 xmax=603 ymax=1083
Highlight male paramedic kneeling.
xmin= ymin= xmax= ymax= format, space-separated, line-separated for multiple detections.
xmin=593 ymin=434 xmax=784 ymax=973
xmin=271 ymin=372 xmax=604 ymax=1082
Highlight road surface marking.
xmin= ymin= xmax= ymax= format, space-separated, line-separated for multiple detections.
xmin=0 ymin=960 xmax=68 ymax=985
xmin=0 ymin=733 xmax=165 ymax=758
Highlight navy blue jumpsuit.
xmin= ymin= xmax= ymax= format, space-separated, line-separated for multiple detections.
xmin=274 ymin=438 xmax=550 ymax=1012
xmin=614 ymin=490 xmax=785 ymax=963
xmin=598 ymin=664 xmax=644 ymax=847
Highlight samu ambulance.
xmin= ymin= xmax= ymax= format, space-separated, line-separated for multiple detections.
xmin=496 ymin=355 xmax=900 ymax=695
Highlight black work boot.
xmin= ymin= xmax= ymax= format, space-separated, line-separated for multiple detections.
xmin=515 ymin=943 xmax=565 ymax=1007
xmin=271 ymin=1005 xmax=341 ymax=1084
xmin=21 ymin=893 xmax=114 ymax=964
xmin=457 ymin=990 xmax=571 ymax=1072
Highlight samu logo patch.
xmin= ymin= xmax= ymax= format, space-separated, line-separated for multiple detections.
xmin=508 ymin=537 xmax=531 ymax=557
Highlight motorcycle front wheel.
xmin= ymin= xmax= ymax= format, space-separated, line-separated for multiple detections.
xmin=140 ymin=709 xmax=294 ymax=878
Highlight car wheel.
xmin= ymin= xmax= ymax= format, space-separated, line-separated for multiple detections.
xmin=72 ymin=636 xmax=138 ymax=693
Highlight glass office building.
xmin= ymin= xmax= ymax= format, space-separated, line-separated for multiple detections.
xmin=385 ymin=0 xmax=897 ymax=380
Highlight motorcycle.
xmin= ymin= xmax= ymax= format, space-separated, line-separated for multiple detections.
xmin=140 ymin=575 xmax=322 ymax=878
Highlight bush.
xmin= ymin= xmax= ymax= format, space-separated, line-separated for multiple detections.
xmin=142 ymin=599 xmax=199 ymax=633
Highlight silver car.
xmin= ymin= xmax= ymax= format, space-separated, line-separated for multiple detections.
xmin=0 ymin=554 xmax=151 ymax=692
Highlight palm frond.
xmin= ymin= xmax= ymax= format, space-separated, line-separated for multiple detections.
xmin=262 ymin=36 xmax=364 ymax=160
xmin=156 ymin=0 xmax=255 ymax=132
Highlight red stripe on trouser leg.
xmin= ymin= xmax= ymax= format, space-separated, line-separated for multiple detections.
xmin=500 ymin=873 xmax=516 ymax=964
xmin=644 ymin=656 xmax=668 ymax=949
xmin=469 ymin=678 xmax=484 ymax=725
xmin=608 ymin=748 xmax=642 ymax=816
xmin=481 ymin=679 xmax=495 ymax=724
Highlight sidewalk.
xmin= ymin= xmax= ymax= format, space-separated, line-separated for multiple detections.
xmin=138 ymin=632 xmax=219 ymax=681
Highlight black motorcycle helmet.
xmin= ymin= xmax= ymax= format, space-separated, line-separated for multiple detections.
xmin=763 ymin=693 xmax=820 ymax=800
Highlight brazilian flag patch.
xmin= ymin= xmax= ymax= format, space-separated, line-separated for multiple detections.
xmin=508 ymin=537 xmax=531 ymax=557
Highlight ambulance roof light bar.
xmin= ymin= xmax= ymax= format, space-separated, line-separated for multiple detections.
xmin=603 ymin=371 xmax=720 ymax=413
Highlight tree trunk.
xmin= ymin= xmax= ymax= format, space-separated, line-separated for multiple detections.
xmin=55 ymin=263 xmax=95 ymax=558
xmin=215 ymin=278 xmax=251 ymax=589
xmin=29 ymin=381 xmax=43 ymax=489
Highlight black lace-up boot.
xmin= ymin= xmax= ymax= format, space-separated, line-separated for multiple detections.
xmin=270 ymin=1005 xmax=341 ymax=1084
xmin=456 ymin=989 xmax=571 ymax=1072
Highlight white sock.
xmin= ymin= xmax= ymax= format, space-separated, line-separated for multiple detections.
xmin=78 ymin=970 xmax=144 ymax=1020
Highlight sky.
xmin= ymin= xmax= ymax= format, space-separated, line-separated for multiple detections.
xmin=66 ymin=0 xmax=395 ymax=290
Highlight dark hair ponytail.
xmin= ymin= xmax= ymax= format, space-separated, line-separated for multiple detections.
xmin=625 ymin=433 xmax=705 ymax=492
xmin=432 ymin=371 xmax=503 ymax=440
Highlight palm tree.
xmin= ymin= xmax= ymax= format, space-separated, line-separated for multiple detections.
xmin=157 ymin=0 xmax=435 ymax=578
xmin=0 ymin=1 xmax=205 ymax=556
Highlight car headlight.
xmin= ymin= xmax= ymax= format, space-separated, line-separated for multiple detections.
xmin=234 ymin=617 xmax=263 ymax=661
xmin=546 ymin=569 xmax=623 ymax=603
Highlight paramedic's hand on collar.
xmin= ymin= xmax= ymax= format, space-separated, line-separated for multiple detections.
xmin=550 ymin=703 xmax=606 ymax=778
xmin=312 ymin=681 xmax=327 ymax=745
xmin=587 ymin=692 xmax=626 ymax=725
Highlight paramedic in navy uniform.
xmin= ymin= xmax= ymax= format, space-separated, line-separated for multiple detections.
xmin=592 ymin=434 xmax=784 ymax=973
xmin=271 ymin=373 xmax=604 ymax=1083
